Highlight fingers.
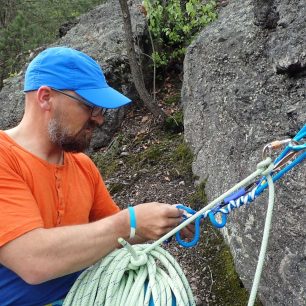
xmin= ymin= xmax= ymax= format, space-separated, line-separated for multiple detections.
xmin=165 ymin=216 xmax=183 ymax=228
xmin=161 ymin=204 xmax=183 ymax=218
xmin=163 ymin=223 xmax=195 ymax=241
xmin=139 ymin=202 xmax=183 ymax=218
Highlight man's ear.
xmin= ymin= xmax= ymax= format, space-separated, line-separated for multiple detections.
xmin=37 ymin=86 xmax=53 ymax=111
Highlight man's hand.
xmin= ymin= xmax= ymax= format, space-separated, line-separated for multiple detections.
xmin=133 ymin=202 xmax=184 ymax=240
xmin=131 ymin=203 xmax=197 ymax=241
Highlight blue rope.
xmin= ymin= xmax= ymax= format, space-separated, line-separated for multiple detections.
xmin=174 ymin=125 xmax=306 ymax=248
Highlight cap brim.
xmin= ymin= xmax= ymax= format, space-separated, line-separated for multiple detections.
xmin=75 ymin=87 xmax=131 ymax=109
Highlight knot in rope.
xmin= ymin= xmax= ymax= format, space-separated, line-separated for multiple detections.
xmin=129 ymin=252 xmax=148 ymax=269
xmin=257 ymin=157 xmax=274 ymax=176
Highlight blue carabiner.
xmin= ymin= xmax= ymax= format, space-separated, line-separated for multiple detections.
xmin=175 ymin=204 xmax=203 ymax=248
xmin=175 ymin=216 xmax=202 ymax=248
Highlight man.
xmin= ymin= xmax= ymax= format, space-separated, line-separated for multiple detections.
xmin=0 ymin=47 xmax=189 ymax=305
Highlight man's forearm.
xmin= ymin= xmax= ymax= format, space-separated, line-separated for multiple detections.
xmin=0 ymin=202 xmax=184 ymax=284
xmin=0 ymin=210 xmax=129 ymax=284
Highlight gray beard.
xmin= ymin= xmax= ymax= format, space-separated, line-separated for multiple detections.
xmin=48 ymin=118 xmax=92 ymax=153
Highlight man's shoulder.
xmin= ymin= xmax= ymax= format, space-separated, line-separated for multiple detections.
xmin=0 ymin=131 xmax=10 ymax=144
xmin=0 ymin=132 xmax=20 ymax=169
xmin=0 ymin=131 xmax=14 ymax=155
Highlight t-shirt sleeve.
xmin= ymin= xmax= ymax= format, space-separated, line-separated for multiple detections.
xmin=87 ymin=160 xmax=120 ymax=222
xmin=0 ymin=150 xmax=44 ymax=247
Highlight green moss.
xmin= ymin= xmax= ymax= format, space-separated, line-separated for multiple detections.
xmin=140 ymin=145 xmax=165 ymax=165
xmin=186 ymin=181 xmax=262 ymax=305
xmin=92 ymin=130 xmax=194 ymax=184
xmin=187 ymin=180 xmax=207 ymax=210
xmin=115 ymin=132 xmax=194 ymax=181
xmin=91 ymin=133 xmax=128 ymax=179
xmin=91 ymin=153 xmax=120 ymax=179
xmin=168 ymin=139 xmax=194 ymax=179
xmin=204 ymin=223 xmax=263 ymax=306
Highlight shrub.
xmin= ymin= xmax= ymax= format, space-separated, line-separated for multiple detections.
xmin=143 ymin=0 xmax=217 ymax=67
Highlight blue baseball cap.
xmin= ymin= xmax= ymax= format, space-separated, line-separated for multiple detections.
xmin=24 ymin=47 xmax=131 ymax=109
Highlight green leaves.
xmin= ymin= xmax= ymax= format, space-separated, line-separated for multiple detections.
xmin=143 ymin=0 xmax=217 ymax=68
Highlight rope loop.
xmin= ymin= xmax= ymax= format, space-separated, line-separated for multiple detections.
xmin=208 ymin=211 xmax=227 ymax=228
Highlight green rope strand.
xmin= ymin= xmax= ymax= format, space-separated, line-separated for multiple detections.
xmin=247 ymin=172 xmax=275 ymax=306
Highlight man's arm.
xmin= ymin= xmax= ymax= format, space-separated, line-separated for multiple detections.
xmin=0 ymin=203 xmax=182 ymax=285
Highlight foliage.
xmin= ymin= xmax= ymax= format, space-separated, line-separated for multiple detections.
xmin=163 ymin=93 xmax=181 ymax=105
xmin=143 ymin=0 xmax=217 ymax=67
xmin=164 ymin=110 xmax=184 ymax=133
xmin=0 ymin=0 xmax=104 ymax=89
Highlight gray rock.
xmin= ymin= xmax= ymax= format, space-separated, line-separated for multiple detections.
xmin=183 ymin=0 xmax=306 ymax=305
xmin=0 ymin=0 xmax=145 ymax=150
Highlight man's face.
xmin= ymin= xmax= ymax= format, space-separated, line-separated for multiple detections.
xmin=48 ymin=113 xmax=97 ymax=152
xmin=47 ymin=90 xmax=104 ymax=152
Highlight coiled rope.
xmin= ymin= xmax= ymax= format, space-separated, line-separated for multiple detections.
xmin=63 ymin=243 xmax=194 ymax=306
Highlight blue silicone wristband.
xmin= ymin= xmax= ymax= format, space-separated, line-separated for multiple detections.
xmin=128 ymin=206 xmax=136 ymax=238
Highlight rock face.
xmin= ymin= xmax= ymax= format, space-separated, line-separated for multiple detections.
xmin=183 ymin=0 xmax=305 ymax=305
xmin=0 ymin=0 xmax=144 ymax=150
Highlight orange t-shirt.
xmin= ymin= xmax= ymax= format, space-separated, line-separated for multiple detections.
xmin=0 ymin=131 xmax=120 ymax=247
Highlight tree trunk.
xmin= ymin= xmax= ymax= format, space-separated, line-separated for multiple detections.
xmin=118 ymin=0 xmax=167 ymax=122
